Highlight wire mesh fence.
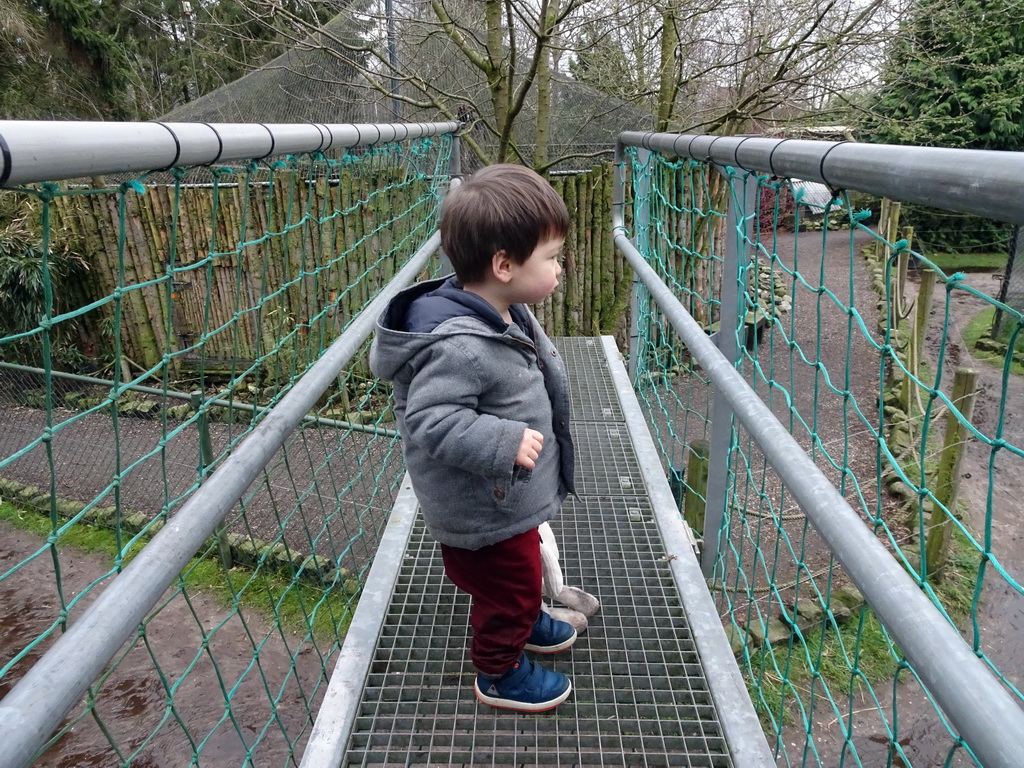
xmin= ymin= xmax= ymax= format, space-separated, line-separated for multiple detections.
xmin=0 ymin=128 xmax=453 ymax=766
xmin=6 ymin=118 xmax=1024 ymax=767
xmin=625 ymin=145 xmax=1024 ymax=767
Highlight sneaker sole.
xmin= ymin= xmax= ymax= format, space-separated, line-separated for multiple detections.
xmin=524 ymin=628 xmax=578 ymax=654
xmin=474 ymin=679 xmax=572 ymax=712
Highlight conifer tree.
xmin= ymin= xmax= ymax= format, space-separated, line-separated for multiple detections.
xmin=863 ymin=0 xmax=1024 ymax=250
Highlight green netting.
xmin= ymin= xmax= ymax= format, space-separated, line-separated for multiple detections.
xmin=0 ymin=134 xmax=452 ymax=765
xmin=626 ymin=146 xmax=1024 ymax=767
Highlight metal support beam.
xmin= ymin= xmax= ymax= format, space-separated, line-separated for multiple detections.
xmin=628 ymin=148 xmax=652 ymax=379
xmin=702 ymin=170 xmax=752 ymax=575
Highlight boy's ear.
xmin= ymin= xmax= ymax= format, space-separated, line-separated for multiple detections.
xmin=491 ymin=250 xmax=514 ymax=284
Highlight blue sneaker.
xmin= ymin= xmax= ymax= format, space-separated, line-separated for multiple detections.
xmin=524 ymin=610 xmax=577 ymax=653
xmin=474 ymin=653 xmax=572 ymax=711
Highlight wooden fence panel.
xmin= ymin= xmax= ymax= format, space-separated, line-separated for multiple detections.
xmin=51 ymin=165 xmax=632 ymax=377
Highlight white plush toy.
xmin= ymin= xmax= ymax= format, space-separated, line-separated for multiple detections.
xmin=538 ymin=521 xmax=600 ymax=632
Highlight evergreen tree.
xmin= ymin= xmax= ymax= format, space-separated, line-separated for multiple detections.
xmin=862 ymin=0 xmax=1024 ymax=251
xmin=1 ymin=0 xmax=341 ymax=120
xmin=2 ymin=0 xmax=133 ymax=118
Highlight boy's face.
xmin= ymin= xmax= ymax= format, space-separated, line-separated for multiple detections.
xmin=508 ymin=236 xmax=564 ymax=305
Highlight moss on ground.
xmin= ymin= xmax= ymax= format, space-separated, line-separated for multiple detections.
xmin=0 ymin=501 xmax=353 ymax=642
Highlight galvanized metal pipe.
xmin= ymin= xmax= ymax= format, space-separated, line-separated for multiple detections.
xmin=0 ymin=231 xmax=441 ymax=768
xmin=298 ymin=475 xmax=421 ymax=768
xmin=701 ymin=172 xmax=751 ymax=576
xmin=0 ymin=361 xmax=400 ymax=439
xmin=449 ymin=130 xmax=462 ymax=179
xmin=628 ymin=148 xmax=651 ymax=379
xmin=619 ymin=130 xmax=1024 ymax=224
xmin=612 ymin=137 xmax=1024 ymax=768
xmin=0 ymin=121 xmax=460 ymax=187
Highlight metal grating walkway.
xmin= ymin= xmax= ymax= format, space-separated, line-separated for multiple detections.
xmin=303 ymin=337 xmax=773 ymax=768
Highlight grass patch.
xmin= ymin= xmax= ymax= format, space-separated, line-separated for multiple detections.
xmin=962 ymin=306 xmax=1024 ymax=376
xmin=744 ymin=607 xmax=899 ymax=728
xmin=0 ymin=501 xmax=354 ymax=642
xmin=181 ymin=555 xmax=353 ymax=640
xmin=0 ymin=501 xmax=145 ymax=561
xmin=923 ymin=252 xmax=1006 ymax=271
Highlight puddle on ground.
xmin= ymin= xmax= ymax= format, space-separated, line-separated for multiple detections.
xmin=1 ymin=521 xmax=325 ymax=767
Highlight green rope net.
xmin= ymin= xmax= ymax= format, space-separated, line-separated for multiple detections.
xmin=627 ymin=146 xmax=1024 ymax=767
xmin=0 ymin=135 xmax=451 ymax=765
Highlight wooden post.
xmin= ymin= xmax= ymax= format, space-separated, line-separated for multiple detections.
xmin=915 ymin=268 xmax=938 ymax=375
xmin=192 ymin=391 xmax=234 ymax=572
xmin=876 ymin=198 xmax=889 ymax=260
xmin=898 ymin=225 xmax=915 ymax=412
xmin=888 ymin=202 xmax=904 ymax=326
xmin=683 ymin=439 xmax=710 ymax=533
xmin=925 ymin=368 xmax=979 ymax=580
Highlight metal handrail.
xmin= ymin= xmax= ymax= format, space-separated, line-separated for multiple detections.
xmin=613 ymin=133 xmax=1024 ymax=768
xmin=619 ymin=130 xmax=1024 ymax=224
xmin=0 ymin=120 xmax=460 ymax=187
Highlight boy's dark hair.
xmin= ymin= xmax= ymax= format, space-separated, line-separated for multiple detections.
xmin=440 ymin=164 xmax=569 ymax=284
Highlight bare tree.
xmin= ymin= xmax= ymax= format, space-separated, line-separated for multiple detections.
xmin=570 ymin=0 xmax=895 ymax=135
xmin=221 ymin=0 xmax=656 ymax=168
xmin=214 ymin=0 xmax=896 ymax=170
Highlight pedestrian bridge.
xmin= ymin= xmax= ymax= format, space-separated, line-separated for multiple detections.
xmin=302 ymin=335 xmax=767 ymax=767
xmin=0 ymin=120 xmax=1023 ymax=768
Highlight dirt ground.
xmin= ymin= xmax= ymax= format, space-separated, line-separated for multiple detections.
xmin=0 ymin=397 xmax=400 ymax=574
xmin=0 ymin=521 xmax=328 ymax=767
xmin=922 ymin=268 xmax=1024 ymax=688
xmin=781 ymin=251 xmax=1024 ymax=766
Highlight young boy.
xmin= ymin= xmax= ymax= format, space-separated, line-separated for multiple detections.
xmin=369 ymin=164 xmax=577 ymax=712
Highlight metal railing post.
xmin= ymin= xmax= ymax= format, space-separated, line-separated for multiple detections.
xmin=192 ymin=390 xmax=232 ymax=572
xmin=702 ymin=170 xmax=752 ymax=576
xmin=628 ymin=148 xmax=651 ymax=379
xmin=437 ymin=131 xmax=463 ymax=275
xmin=450 ymin=130 xmax=462 ymax=180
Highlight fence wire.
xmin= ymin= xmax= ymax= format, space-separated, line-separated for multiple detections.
xmin=0 ymin=134 xmax=452 ymax=766
xmin=627 ymin=146 xmax=1024 ymax=767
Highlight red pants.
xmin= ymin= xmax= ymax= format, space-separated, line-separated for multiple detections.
xmin=440 ymin=527 xmax=541 ymax=676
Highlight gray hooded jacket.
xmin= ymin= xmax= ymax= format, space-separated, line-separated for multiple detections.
xmin=369 ymin=275 xmax=575 ymax=550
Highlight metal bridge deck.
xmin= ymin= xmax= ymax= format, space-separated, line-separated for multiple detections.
xmin=304 ymin=337 xmax=772 ymax=768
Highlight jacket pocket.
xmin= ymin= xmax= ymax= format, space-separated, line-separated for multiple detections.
xmin=493 ymin=467 xmax=533 ymax=513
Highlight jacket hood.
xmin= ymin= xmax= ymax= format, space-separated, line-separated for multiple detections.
xmin=371 ymin=275 xmax=534 ymax=381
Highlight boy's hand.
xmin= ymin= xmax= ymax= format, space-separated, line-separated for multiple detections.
xmin=516 ymin=428 xmax=544 ymax=470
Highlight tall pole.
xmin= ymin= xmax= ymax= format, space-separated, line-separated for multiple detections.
xmin=385 ymin=0 xmax=401 ymax=119
xmin=183 ymin=1 xmax=199 ymax=101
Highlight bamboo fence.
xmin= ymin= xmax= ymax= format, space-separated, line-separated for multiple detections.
xmin=50 ymin=165 xmax=632 ymax=380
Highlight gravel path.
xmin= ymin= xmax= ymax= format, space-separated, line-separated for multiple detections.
xmin=775 ymin=244 xmax=1024 ymax=765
